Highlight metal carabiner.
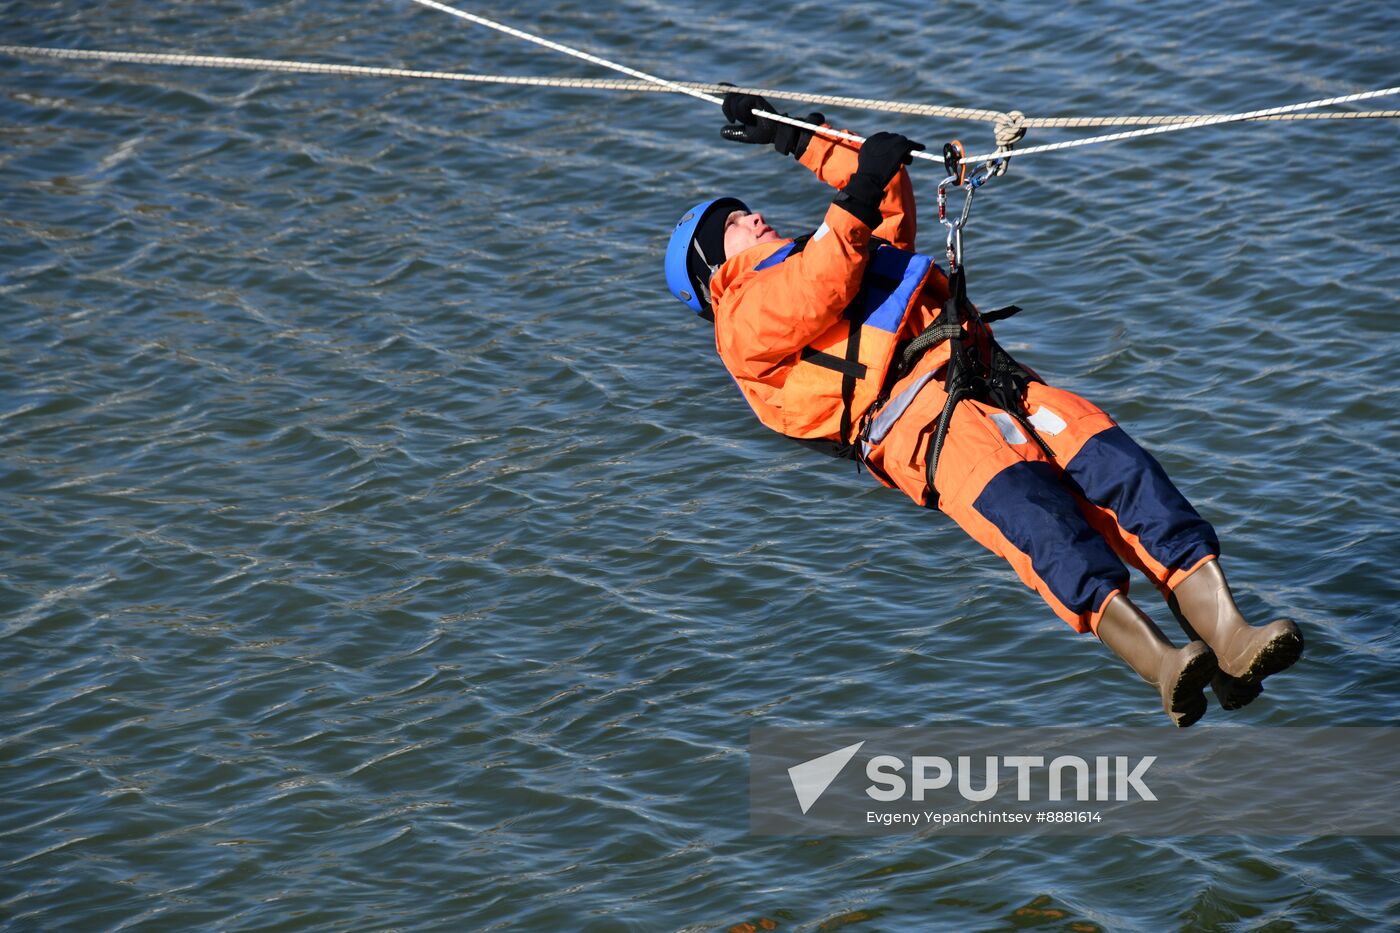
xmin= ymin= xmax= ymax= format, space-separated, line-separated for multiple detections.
xmin=966 ymin=159 xmax=1001 ymax=190
xmin=936 ymin=140 xmax=1004 ymax=271
xmin=947 ymin=137 xmax=1005 ymax=191
xmin=941 ymin=183 xmax=974 ymax=270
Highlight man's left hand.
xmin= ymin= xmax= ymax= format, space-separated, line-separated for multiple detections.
xmin=719 ymin=89 xmax=823 ymax=158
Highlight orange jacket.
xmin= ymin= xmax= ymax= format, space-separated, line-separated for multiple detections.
xmin=709 ymin=130 xmax=954 ymax=445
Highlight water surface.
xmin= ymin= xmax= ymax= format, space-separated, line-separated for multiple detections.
xmin=2 ymin=0 xmax=1398 ymax=929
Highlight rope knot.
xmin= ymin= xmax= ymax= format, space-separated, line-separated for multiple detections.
xmin=992 ymin=109 xmax=1026 ymax=176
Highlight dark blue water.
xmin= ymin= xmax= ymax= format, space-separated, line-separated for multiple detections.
xmin=3 ymin=1 xmax=1398 ymax=929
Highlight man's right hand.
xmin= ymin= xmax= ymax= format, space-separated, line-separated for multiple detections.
xmin=854 ymin=132 xmax=926 ymax=188
xmin=833 ymin=131 xmax=925 ymax=228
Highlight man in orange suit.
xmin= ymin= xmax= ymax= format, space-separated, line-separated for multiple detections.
xmin=664 ymin=92 xmax=1303 ymax=726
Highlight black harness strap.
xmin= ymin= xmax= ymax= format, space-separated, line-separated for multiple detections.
xmin=921 ymin=267 xmax=1051 ymax=508
xmin=836 ymin=296 xmax=863 ymax=448
xmin=979 ymin=304 xmax=1022 ymax=324
xmin=924 ymin=267 xmax=977 ymax=502
xmin=785 ymin=231 xmax=864 ymax=451
xmin=799 ymin=346 xmax=867 ymax=380
xmin=757 ymin=231 xmax=867 ymax=462
xmin=793 ymin=322 xmax=864 ymax=451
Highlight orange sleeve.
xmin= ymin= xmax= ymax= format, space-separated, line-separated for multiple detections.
xmin=797 ymin=127 xmax=918 ymax=251
xmin=715 ymin=205 xmax=874 ymax=369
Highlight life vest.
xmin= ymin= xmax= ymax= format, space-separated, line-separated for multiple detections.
xmin=752 ymin=237 xmax=938 ymax=447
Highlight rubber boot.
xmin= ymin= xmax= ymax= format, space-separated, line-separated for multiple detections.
xmin=1095 ymin=593 xmax=1218 ymax=728
xmin=1167 ymin=560 xmax=1304 ymax=694
xmin=1168 ymin=603 xmax=1263 ymax=711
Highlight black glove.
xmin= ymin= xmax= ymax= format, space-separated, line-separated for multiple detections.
xmin=855 ymin=132 xmax=925 ymax=187
xmin=833 ymin=131 xmax=925 ymax=227
xmin=719 ymin=89 xmax=823 ymax=158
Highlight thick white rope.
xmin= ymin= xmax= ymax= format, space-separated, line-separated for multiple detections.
xmin=8 ymin=45 xmax=1396 ymax=127
xmin=401 ymin=1 xmax=1400 ymax=168
xmin=960 ymin=86 xmax=1400 ymax=163
xmin=0 ymin=45 xmax=998 ymax=119
xmin=4 ymin=42 xmax=1395 ymax=168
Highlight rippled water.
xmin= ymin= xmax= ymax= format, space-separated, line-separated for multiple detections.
xmin=3 ymin=1 xmax=1398 ymax=930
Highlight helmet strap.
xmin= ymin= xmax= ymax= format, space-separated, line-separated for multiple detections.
xmin=689 ymin=238 xmax=720 ymax=310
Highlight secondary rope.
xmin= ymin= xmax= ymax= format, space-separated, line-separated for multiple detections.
xmin=401 ymin=0 xmax=947 ymax=168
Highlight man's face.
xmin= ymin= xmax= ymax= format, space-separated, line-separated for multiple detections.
xmin=722 ymin=209 xmax=782 ymax=259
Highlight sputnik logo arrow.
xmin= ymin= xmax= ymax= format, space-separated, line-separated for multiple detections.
xmin=787 ymin=741 xmax=865 ymax=814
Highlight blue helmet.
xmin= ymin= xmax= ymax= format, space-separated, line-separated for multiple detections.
xmin=665 ymin=197 xmax=747 ymax=315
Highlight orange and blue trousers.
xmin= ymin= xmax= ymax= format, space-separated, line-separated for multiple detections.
xmin=861 ymin=367 xmax=1219 ymax=634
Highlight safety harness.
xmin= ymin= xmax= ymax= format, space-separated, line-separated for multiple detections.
xmin=861 ymin=141 xmax=1055 ymax=508
xmin=887 ymin=264 xmax=1052 ymax=507
xmin=762 ymin=143 xmax=1054 ymax=504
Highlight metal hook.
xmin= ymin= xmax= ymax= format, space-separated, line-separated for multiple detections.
xmin=938 ymin=175 xmax=976 ymax=270
xmin=936 ymin=141 xmax=1004 ymax=271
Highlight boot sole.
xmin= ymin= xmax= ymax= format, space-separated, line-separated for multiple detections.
xmin=1165 ymin=646 xmax=1218 ymax=728
xmin=1212 ymin=671 xmax=1263 ymax=711
xmin=1228 ymin=624 xmax=1304 ymax=684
